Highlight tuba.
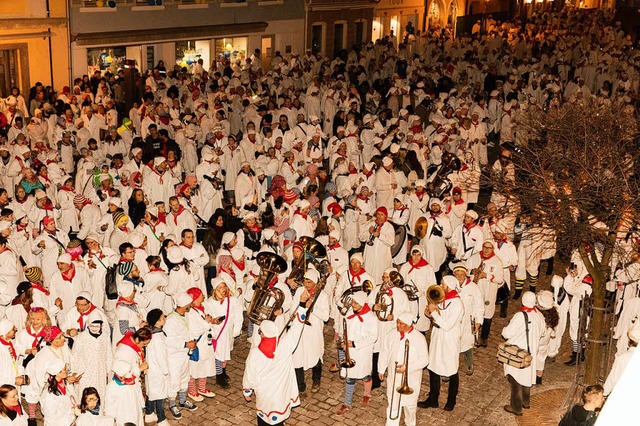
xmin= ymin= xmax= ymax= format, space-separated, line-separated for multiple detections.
xmin=247 ymin=252 xmax=288 ymax=325
xmin=426 ymin=151 xmax=462 ymax=198
xmin=426 ymin=284 xmax=445 ymax=313
xmin=338 ymin=280 xmax=374 ymax=316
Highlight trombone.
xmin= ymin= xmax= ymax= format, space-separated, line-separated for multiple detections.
xmin=339 ymin=318 xmax=356 ymax=381
xmin=389 ymin=340 xmax=413 ymax=420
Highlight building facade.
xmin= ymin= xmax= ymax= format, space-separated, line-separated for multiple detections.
xmin=69 ymin=0 xmax=304 ymax=78
xmin=306 ymin=0 xmax=376 ymax=57
xmin=0 ymin=0 xmax=69 ymax=97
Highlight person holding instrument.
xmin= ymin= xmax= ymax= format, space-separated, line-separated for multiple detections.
xmin=292 ymin=268 xmax=329 ymax=398
xmin=336 ymin=291 xmax=378 ymax=415
xmin=419 ymin=275 xmax=464 ymax=412
xmin=242 ymin=291 xmax=310 ymax=426
xmin=378 ymin=312 xmax=428 ymax=426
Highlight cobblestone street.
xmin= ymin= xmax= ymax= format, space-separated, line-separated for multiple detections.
xmin=166 ymin=272 xmax=575 ymax=426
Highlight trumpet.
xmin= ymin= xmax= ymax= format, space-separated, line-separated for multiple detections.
xmin=389 ymin=340 xmax=413 ymax=420
xmin=337 ymin=280 xmax=374 ymax=316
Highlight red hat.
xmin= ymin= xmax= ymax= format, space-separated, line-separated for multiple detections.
xmin=582 ymin=275 xmax=593 ymax=285
xmin=42 ymin=216 xmax=55 ymax=226
xmin=38 ymin=326 xmax=62 ymax=343
xmin=328 ymin=202 xmax=342 ymax=216
xmin=375 ymin=206 xmax=388 ymax=217
xmin=292 ymin=241 xmax=304 ymax=252
xmin=283 ymin=189 xmax=298 ymax=202
xmin=186 ymin=287 xmax=203 ymax=301
xmin=176 ymin=183 xmax=190 ymax=196
xmin=452 ymin=187 xmax=462 ymax=195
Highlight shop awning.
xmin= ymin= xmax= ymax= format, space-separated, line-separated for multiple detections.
xmin=72 ymin=21 xmax=268 ymax=46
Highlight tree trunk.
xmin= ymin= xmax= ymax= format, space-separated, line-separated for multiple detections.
xmin=584 ymin=276 xmax=605 ymax=384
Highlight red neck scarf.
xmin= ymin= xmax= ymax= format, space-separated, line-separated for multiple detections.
xmin=443 ymin=289 xmax=460 ymax=301
xmin=116 ymin=297 xmax=137 ymax=308
xmin=60 ymin=265 xmax=76 ymax=282
xmin=480 ymin=251 xmax=495 ymax=261
xmin=192 ymin=304 xmax=205 ymax=313
xmin=258 ymin=337 xmax=277 ymax=359
xmin=454 ymin=198 xmax=465 ymax=205
xmin=173 ymin=205 xmax=186 ymax=225
xmin=464 ymin=222 xmax=476 ymax=233
xmin=400 ymin=326 xmax=414 ymax=340
xmin=521 ymin=306 xmax=537 ymax=313
xmin=27 ymin=326 xmax=41 ymax=348
xmin=408 ymin=257 xmax=428 ymax=274
xmin=117 ymin=332 xmax=145 ymax=362
xmin=347 ymin=303 xmax=372 ymax=322
xmin=77 ymin=304 xmax=96 ymax=330
xmin=0 ymin=338 xmax=16 ymax=360
xmin=294 ymin=210 xmax=307 ymax=219
xmin=149 ymin=267 xmax=165 ymax=273
xmin=430 ymin=211 xmax=441 ymax=219
xmin=349 ymin=268 xmax=365 ymax=284
xmin=31 ymin=283 xmax=49 ymax=296
xmin=496 ymin=238 xmax=508 ymax=249
xmin=57 ymin=383 xmax=67 ymax=395
xmin=329 ymin=243 xmax=341 ymax=249
xmin=6 ymin=404 xmax=22 ymax=416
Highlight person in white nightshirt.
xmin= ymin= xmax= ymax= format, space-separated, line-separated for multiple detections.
xmin=184 ymin=287 xmax=216 ymax=402
xmin=378 ymin=311 xmax=429 ymax=426
xmin=39 ymin=359 xmax=76 ymax=426
xmin=243 ymin=296 xmax=310 ymax=426
xmin=204 ymin=277 xmax=242 ymax=390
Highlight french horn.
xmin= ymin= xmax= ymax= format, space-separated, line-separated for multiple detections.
xmin=338 ymin=280 xmax=374 ymax=316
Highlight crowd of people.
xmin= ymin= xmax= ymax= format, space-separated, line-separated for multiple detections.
xmin=0 ymin=6 xmax=638 ymax=426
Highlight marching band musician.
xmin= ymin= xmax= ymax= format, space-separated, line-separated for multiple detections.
xmin=466 ymin=240 xmax=504 ymax=347
xmin=418 ymin=198 xmax=452 ymax=281
xmin=492 ymin=223 xmax=518 ymax=318
xmin=359 ymin=207 xmax=395 ymax=285
xmin=378 ymin=311 xmax=429 ymax=426
xmin=450 ymin=210 xmax=484 ymax=262
xmin=399 ymin=245 xmax=436 ymax=332
xmin=372 ymin=268 xmax=411 ymax=390
xmin=336 ymin=291 xmax=378 ymax=415
xmin=331 ymin=253 xmax=374 ymax=372
xmin=389 ymin=196 xmax=410 ymax=264
xmin=451 ymin=264 xmax=484 ymax=375
xmin=293 ymin=269 xmax=330 ymax=397
xmin=419 ymin=276 xmax=464 ymax=412
xmin=242 ymin=293 xmax=310 ymax=426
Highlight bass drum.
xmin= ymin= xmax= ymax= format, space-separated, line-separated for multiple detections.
xmin=391 ymin=222 xmax=407 ymax=258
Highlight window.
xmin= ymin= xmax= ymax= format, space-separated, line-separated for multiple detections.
xmin=355 ymin=20 xmax=366 ymax=47
xmin=213 ymin=37 xmax=247 ymax=63
xmin=311 ymin=24 xmax=324 ymax=55
xmin=333 ymin=22 xmax=345 ymax=54
xmin=87 ymin=47 xmax=126 ymax=73
xmin=0 ymin=50 xmax=19 ymax=98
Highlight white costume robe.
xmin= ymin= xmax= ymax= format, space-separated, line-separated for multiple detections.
xmin=164 ymin=310 xmax=191 ymax=395
xmin=70 ymin=328 xmax=113 ymax=402
xmin=359 ymin=220 xmax=394 ymax=285
xmin=378 ymin=328 xmax=429 ymax=426
xmin=458 ymin=279 xmax=484 ymax=352
xmin=105 ymin=343 xmax=145 ymax=426
xmin=419 ymin=213 xmax=452 ymax=271
xmin=399 ymin=260 xmax=436 ymax=332
xmin=292 ymin=287 xmax=330 ymax=370
xmin=40 ymin=385 xmax=77 ymax=426
xmin=242 ymin=307 xmax=308 ymax=425
xmin=341 ymin=305 xmax=378 ymax=379
xmin=203 ymin=296 xmax=243 ymax=362
xmin=145 ymin=328 xmax=170 ymax=401
xmin=428 ymin=293 xmax=464 ymax=377
xmin=450 ymin=223 xmax=484 ymax=261
xmin=466 ymin=253 xmax=504 ymax=319
xmin=186 ymin=306 xmax=216 ymax=378
xmin=502 ymin=310 xmax=544 ymax=386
